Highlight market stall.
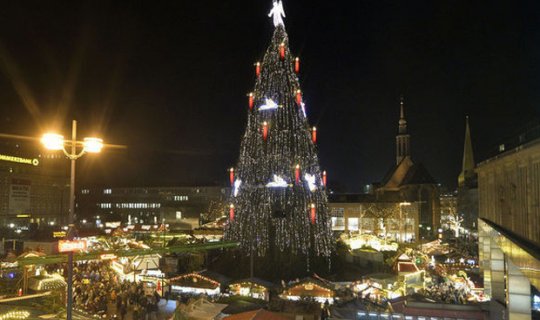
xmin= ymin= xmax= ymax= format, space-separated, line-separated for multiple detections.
xmin=170 ymin=271 xmax=228 ymax=296
xmin=228 ymin=278 xmax=274 ymax=301
xmin=280 ymin=277 xmax=336 ymax=304
xmin=28 ymin=274 xmax=66 ymax=291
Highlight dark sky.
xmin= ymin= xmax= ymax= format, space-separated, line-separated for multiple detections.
xmin=0 ymin=1 xmax=539 ymax=192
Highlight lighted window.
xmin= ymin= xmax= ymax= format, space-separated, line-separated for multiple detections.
xmin=331 ymin=217 xmax=345 ymax=231
xmin=81 ymin=189 xmax=90 ymax=194
xmin=103 ymin=189 xmax=112 ymax=194
xmin=176 ymin=211 xmax=182 ymax=219
xmin=348 ymin=217 xmax=359 ymax=231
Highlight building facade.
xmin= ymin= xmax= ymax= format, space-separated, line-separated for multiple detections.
xmin=329 ymin=194 xmax=420 ymax=242
xmin=477 ymin=131 xmax=540 ymax=319
xmin=439 ymin=191 xmax=457 ymax=231
xmin=0 ymin=142 xmax=69 ymax=229
xmin=77 ymin=186 xmax=228 ymax=230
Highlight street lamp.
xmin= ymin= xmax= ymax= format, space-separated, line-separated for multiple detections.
xmin=42 ymin=120 xmax=103 ymax=320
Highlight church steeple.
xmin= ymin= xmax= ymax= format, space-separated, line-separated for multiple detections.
xmin=458 ymin=116 xmax=476 ymax=187
xmin=396 ymin=95 xmax=411 ymax=164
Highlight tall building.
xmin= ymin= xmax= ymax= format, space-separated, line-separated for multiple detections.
xmin=439 ymin=191 xmax=457 ymax=231
xmin=477 ymin=125 xmax=540 ymax=319
xmin=457 ymin=117 xmax=478 ymax=229
xmin=77 ymin=186 xmax=227 ymax=230
xmin=0 ymin=141 xmax=69 ymax=229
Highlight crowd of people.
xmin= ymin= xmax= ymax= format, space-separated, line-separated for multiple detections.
xmin=69 ymin=261 xmax=163 ymax=319
xmin=420 ymin=281 xmax=471 ymax=304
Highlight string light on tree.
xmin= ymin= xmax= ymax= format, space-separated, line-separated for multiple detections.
xmin=224 ymin=1 xmax=333 ymax=261
xmin=295 ymin=57 xmax=300 ymax=73
xmin=311 ymin=127 xmax=317 ymax=143
xmin=322 ymin=170 xmax=327 ymax=187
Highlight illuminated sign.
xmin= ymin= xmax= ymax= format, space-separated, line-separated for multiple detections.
xmin=53 ymin=231 xmax=67 ymax=238
xmin=58 ymin=240 xmax=87 ymax=252
xmin=0 ymin=154 xmax=39 ymax=166
xmin=100 ymin=254 xmax=117 ymax=260
xmin=16 ymin=214 xmax=31 ymax=218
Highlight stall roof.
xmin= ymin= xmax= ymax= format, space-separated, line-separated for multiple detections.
xmin=229 ymin=277 xmax=275 ymax=289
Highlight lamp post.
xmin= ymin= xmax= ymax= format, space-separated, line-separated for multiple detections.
xmin=41 ymin=120 xmax=103 ymax=320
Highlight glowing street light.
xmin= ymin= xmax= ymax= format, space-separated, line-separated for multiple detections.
xmin=83 ymin=137 xmax=103 ymax=153
xmin=40 ymin=133 xmax=64 ymax=150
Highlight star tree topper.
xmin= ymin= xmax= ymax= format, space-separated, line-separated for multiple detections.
xmin=268 ymin=1 xmax=286 ymax=27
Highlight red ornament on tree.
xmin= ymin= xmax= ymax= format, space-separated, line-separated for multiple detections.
xmin=229 ymin=204 xmax=235 ymax=221
xmin=255 ymin=62 xmax=261 ymax=77
xmin=294 ymin=57 xmax=300 ymax=73
xmin=322 ymin=170 xmax=327 ymax=187
xmin=295 ymin=90 xmax=302 ymax=105
xmin=229 ymin=168 xmax=235 ymax=186
xmin=310 ymin=203 xmax=316 ymax=224
xmin=279 ymin=43 xmax=285 ymax=59
xmin=311 ymin=127 xmax=317 ymax=143
xmin=295 ymin=164 xmax=300 ymax=184
xmin=248 ymin=92 xmax=254 ymax=110
xmin=262 ymin=122 xmax=268 ymax=141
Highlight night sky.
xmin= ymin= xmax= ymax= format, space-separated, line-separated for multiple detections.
xmin=0 ymin=1 xmax=539 ymax=192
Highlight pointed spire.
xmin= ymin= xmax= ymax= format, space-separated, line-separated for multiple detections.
xmin=398 ymin=95 xmax=407 ymax=134
xmin=400 ymin=95 xmax=405 ymax=119
xmin=459 ymin=116 xmax=476 ymax=187
xmin=396 ymin=95 xmax=411 ymax=165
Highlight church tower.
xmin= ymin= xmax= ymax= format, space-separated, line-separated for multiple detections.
xmin=396 ymin=96 xmax=411 ymax=164
xmin=457 ymin=116 xmax=478 ymax=229
xmin=458 ymin=116 xmax=476 ymax=187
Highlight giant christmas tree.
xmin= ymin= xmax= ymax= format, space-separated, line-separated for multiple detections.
xmin=224 ymin=1 xmax=333 ymax=262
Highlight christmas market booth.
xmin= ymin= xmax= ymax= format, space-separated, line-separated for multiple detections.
xmin=228 ymin=277 xmax=275 ymax=301
xmin=28 ymin=273 xmax=66 ymax=292
xmin=394 ymin=253 xmax=425 ymax=291
xmin=111 ymin=254 xmax=161 ymax=282
xmin=280 ymin=277 xmax=336 ymax=304
xmin=170 ymin=271 xmax=230 ymax=296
